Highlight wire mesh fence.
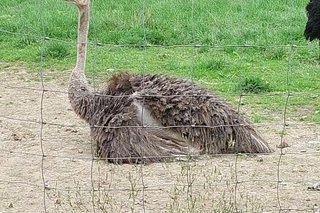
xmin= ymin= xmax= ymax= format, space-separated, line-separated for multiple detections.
xmin=0 ymin=0 xmax=320 ymax=212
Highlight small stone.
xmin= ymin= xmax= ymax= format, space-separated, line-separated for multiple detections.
xmin=257 ymin=158 xmax=263 ymax=162
xmin=277 ymin=140 xmax=289 ymax=149
xmin=8 ymin=203 xmax=13 ymax=208
xmin=65 ymin=128 xmax=78 ymax=133
xmin=55 ymin=199 xmax=61 ymax=205
xmin=12 ymin=133 xmax=22 ymax=141
xmin=44 ymin=181 xmax=50 ymax=190
xmin=307 ymin=182 xmax=320 ymax=191
xmin=299 ymin=116 xmax=307 ymax=121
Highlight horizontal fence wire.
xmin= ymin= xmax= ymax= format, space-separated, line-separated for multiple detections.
xmin=0 ymin=147 xmax=320 ymax=160
xmin=0 ymin=28 xmax=317 ymax=49
xmin=1 ymin=179 xmax=320 ymax=192
xmin=3 ymin=84 xmax=320 ymax=97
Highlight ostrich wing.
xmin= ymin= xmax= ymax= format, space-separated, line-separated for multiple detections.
xmin=129 ymin=75 xmax=273 ymax=154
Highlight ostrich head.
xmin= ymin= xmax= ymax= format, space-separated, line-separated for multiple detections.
xmin=65 ymin=0 xmax=89 ymax=8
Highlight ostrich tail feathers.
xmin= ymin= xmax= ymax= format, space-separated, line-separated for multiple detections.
xmin=234 ymin=126 xmax=273 ymax=154
xmin=249 ymin=131 xmax=273 ymax=153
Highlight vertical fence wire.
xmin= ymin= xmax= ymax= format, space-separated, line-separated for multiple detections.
xmin=233 ymin=3 xmax=246 ymax=212
xmin=89 ymin=0 xmax=98 ymax=212
xmin=140 ymin=0 xmax=147 ymax=212
xmin=234 ymin=57 xmax=242 ymax=213
xmin=276 ymin=1 xmax=295 ymax=211
xmin=186 ymin=0 xmax=196 ymax=211
xmin=37 ymin=0 xmax=48 ymax=212
xmin=276 ymin=39 xmax=294 ymax=213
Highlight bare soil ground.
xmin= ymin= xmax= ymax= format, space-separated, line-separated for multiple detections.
xmin=0 ymin=62 xmax=319 ymax=213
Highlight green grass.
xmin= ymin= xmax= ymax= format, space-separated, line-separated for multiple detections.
xmin=239 ymin=76 xmax=271 ymax=94
xmin=0 ymin=0 xmax=319 ymax=123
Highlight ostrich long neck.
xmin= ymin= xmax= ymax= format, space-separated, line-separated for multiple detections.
xmin=73 ymin=4 xmax=90 ymax=80
xmin=68 ymin=3 xmax=93 ymax=121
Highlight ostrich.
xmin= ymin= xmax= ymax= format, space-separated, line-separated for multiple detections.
xmin=304 ymin=0 xmax=320 ymax=41
xmin=66 ymin=0 xmax=273 ymax=164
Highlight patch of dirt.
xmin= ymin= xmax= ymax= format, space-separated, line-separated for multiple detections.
xmin=0 ymin=62 xmax=319 ymax=213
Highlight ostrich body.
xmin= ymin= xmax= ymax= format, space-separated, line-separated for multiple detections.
xmin=305 ymin=0 xmax=320 ymax=41
xmin=67 ymin=0 xmax=273 ymax=164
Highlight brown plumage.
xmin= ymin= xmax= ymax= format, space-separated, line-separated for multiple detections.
xmin=66 ymin=0 xmax=273 ymax=164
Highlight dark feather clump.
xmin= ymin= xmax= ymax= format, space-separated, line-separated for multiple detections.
xmin=70 ymin=73 xmax=273 ymax=164
xmin=305 ymin=0 xmax=320 ymax=41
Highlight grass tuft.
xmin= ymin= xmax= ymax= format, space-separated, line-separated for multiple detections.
xmin=239 ymin=76 xmax=271 ymax=94
xmin=43 ymin=42 xmax=70 ymax=59
xmin=15 ymin=35 xmax=37 ymax=49
xmin=198 ymin=58 xmax=227 ymax=71
xmin=264 ymin=48 xmax=287 ymax=60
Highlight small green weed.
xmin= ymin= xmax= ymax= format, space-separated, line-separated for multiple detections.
xmin=239 ymin=76 xmax=271 ymax=94
xmin=43 ymin=42 xmax=69 ymax=59
xmin=264 ymin=48 xmax=287 ymax=60
xmin=15 ymin=35 xmax=37 ymax=49
xmin=198 ymin=46 xmax=210 ymax=54
xmin=252 ymin=113 xmax=270 ymax=123
xmin=198 ymin=58 xmax=226 ymax=71
xmin=146 ymin=30 xmax=166 ymax=45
